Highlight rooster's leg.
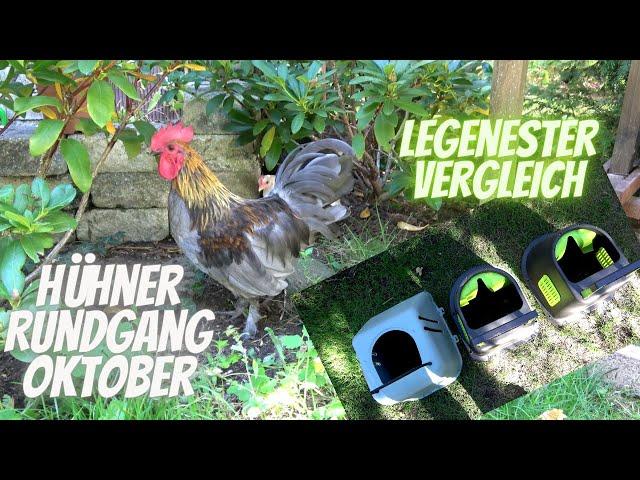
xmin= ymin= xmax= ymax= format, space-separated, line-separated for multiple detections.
xmin=241 ymin=301 xmax=262 ymax=338
xmin=215 ymin=298 xmax=248 ymax=321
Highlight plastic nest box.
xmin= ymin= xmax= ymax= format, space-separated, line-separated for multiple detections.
xmin=522 ymin=223 xmax=640 ymax=324
xmin=449 ymin=266 xmax=539 ymax=361
xmin=352 ymin=291 xmax=463 ymax=405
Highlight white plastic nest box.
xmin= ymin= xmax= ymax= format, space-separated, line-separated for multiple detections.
xmin=352 ymin=291 xmax=463 ymax=405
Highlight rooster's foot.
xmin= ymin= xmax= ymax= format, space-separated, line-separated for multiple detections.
xmin=240 ymin=304 xmax=261 ymax=339
xmin=214 ymin=299 xmax=248 ymax=321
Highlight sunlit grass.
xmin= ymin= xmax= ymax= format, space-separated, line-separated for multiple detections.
xmin=484 ymin=367 xmax=640 ymax=420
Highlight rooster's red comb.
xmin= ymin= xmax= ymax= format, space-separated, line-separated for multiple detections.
xmin=151 ymin=122 xmax=194 ymax=152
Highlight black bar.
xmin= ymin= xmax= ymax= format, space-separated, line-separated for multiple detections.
xmin=595 ymin=259 xmax=640 ymax=290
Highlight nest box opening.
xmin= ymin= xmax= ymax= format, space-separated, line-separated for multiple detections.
xmin=352 ymin=291 xmax=463 ymax=404
xmin=371 ymin=330 xmax=423 ymax=385
xmin=522 ymin=223 xmax=640 ymax=324
xmin=459 ymin=273 xmax=523 ymax=329
xmin=555 ymin=228 xmax=620 ymax=283
xmin=451 ymin=267 xmax=539 ymax=361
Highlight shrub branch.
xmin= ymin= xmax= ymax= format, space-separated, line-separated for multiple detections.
xmin=23 ymin=70 xmax=170 ymax=288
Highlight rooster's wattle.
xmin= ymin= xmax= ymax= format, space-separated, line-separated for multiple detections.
xmin=151 ymin=122 xmax=355 ymax=336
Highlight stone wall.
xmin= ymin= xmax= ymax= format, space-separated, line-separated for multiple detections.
xmin=0 ymin=99 xmax=261 ymax=243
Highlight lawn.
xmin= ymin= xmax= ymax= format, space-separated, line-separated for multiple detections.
xmin=293 ymin=156 xmax=640 ymax=419
xmin=484 ymin=365 xmax=640 ymax=420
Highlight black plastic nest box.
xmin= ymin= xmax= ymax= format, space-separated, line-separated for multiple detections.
xmin=449 ymin=265 xmax=539 ymax=361
xmin=521 ymin=223 xmax=640 ymax=324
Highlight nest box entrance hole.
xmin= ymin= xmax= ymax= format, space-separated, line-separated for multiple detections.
xmin=371 ymin=330 xmax=422 ymax=385
xmin=557 ymin=231 xmax=620 ymax=283
xmin=461 ymin=277 xmax=523 ymax=330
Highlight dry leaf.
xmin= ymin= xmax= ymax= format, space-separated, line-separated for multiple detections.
xmin=472 ymin=106 xmax=490 ymax=116
xmin=183 ymin=63 xmax=206 ymax=71
xmin=170 ymin=63 xmax=206 ymax=73
xmin=359 ymin=207 xmax=371 ymax=219
xmin=128 ymin=71 xmax=157 ymax=82
xmin=54 ymin=83 xmax=63 ymax=100
xmin=39 ymin=106 xmax=58 ymax=120
xmin=538 ymin=409 xmax=567 ymax=420
xmin=106 ymin=121 xmax=116 ymax=135
xmin=397 ymin=221 xmax=427 ymax=232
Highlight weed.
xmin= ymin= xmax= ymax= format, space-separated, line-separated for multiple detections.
xmin=3 ymin=326 xmax=344 ymax=420
xmin=319 ymin=209 xmax=398 ymax=272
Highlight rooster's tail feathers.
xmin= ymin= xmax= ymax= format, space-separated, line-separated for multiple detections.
xmin=272 ymin=139 xmax=355 ymax=239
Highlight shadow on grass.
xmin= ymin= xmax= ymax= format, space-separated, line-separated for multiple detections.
xmin=458 ymin=200 xmax=555 ymax=282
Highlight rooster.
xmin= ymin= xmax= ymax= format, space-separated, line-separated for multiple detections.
xmin=151 ymin=122 xmax=355 ymax=337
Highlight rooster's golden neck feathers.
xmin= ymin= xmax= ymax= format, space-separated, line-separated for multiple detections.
xmin=173 ymin=145 xmax=241 ymax=218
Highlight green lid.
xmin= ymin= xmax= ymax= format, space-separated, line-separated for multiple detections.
xmin=555 ymin=228 xmax=597 ymax=260
xmin=459 ymin=271 xmax=508 ymax=307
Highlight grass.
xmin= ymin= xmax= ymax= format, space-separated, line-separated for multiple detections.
xmin=0 ymin=326 xmax=346 ymax=420
xmin=484 ymin=367 xmax=640 ymax=420
xmin=293 ymin=156 xmax=640 ymax=419
xmin=318 ymin=208 xmax=398 ymax=272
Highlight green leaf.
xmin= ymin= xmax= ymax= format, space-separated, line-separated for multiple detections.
xmin=87 ymin=80 xmax=115 ymax=128
xmin=75 ymin=118 xmax=102 ymax=136
xmin=34 ymin=68 xmax=74 ymax=86
xmin=158 ymin=88 xmax=177 ymax=106
xmin=263 ymin=93 xmax=291 ymax=102
xmin=20 ymin=233 xmax=54 ymax=263
xmin=2 ymin=210 xmax=31 ymax=229
xmin=277 ymin=63 xmax=289 ymax=80
xmin=133 ymin=121 xmax=156 ymax=146
xmin=123 ymin=138 xmax=143 ymax=159
xmin=60 ymin=138 xmax=92 ymax=193
xmin=0 ymin=185 xmax=15 ymax=205
xmin=356 ymin=106 xmax=377 ymax=130
xmin=425 ymin=197 xmax=443 ymax=211
xmin=12 ymin=184 xmax=30 ymax=212
xmin=10 ymin=347 xmax=38 ymax=363
xmin=312 ymin=116 xmax=325 ymax=133
xmin=78 ymin=60 xmax=99 ymax=75
xmin=31 ymin=177 xmax=50 ymax=208
xmin=0 ymin=108 xmax=7 ymax=127
xmin=221 ymin=95 xmax=234 ymax=113
xmin=107 ymin=71 xmax=141 ymax=101
xmin=374 ymin=113 xmax=395 ymax=150
xmin=40 ymin=211 xmax=77 ymax=233
xmin=13 ymin=96 xmax=62 ymax=115
xmin=0 ymin=239 xmax=26 ymax=299
xmin=48 ymin=184 xmax=76 ymax=211
xmin=264 ymin=137 xmax=282 ymax=171
xmin=0 ymin=280 xmax=9 ymax=300
xmin=260 ymin=126 xmax=276 ymax=157
xmin=205 ymin=94 xmax=226 ymax=116
xmin=252 ymin=119 xmax=269 ymax=135
xmin=393 ymin=99 xmax=429 ymax=117
xmin=251 ymin=60 xmax=277 ymax=78
xmin=281 ymin=335 xmax=303 ymax=349
xmin=352 ymin=133 xmax=365 ymax=159
xmin=29 ymin=119 xmax=64 ymax=156
xmin=291 ymin=113 xmax=304 ymax=134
